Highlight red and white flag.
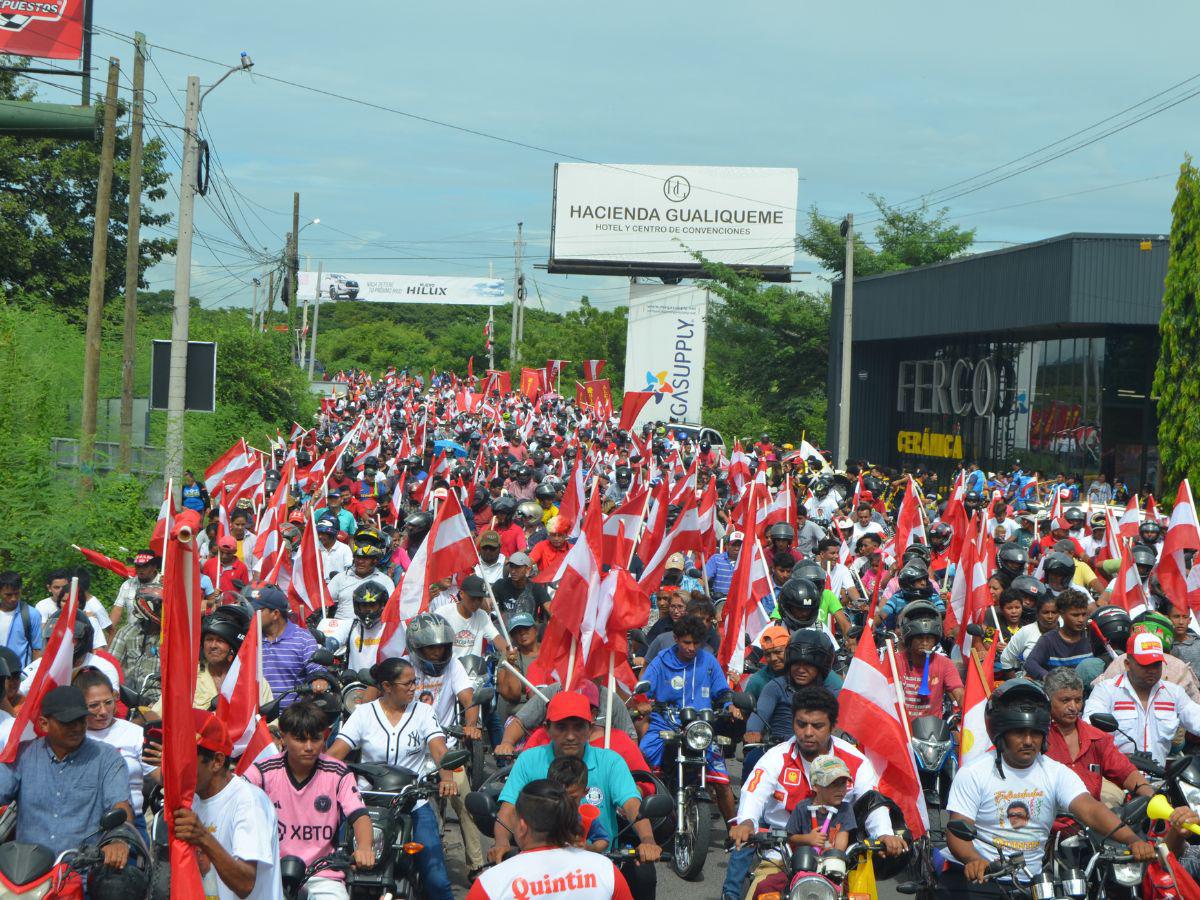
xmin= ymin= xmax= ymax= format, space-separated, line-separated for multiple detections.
xmin=1109 ymin=540 xmax=1150 ymax=618
xmin=352 ymin=434 xmax=382 ymax=470
xmin=1156 ymin=481 xmax=1200 ymax=610
xmin=602 ymin=486 xmax=649 ymax=569
xmin=557 ymin=454 xmax=587 ymax=539
xmin=726 ymin=440 xmax=752 ymax=501
xmin=218 ymin=615 xmax=274 ymax=775
xmin=697 ymin=479 xmax=719 ymax=560
xmin=893 ymin=476 xmax=927 ymax=554
xmin=1118 ymin=494 xmax=1141 ymax=539
xmin=73 ymin=545 xmax=135 ymax=579
xmin=579 ymin=565 xmax=649 ymax=690
xmin=838 ymin=627 xmax=928 ymax=839
xmin=288 ymin=512 xmax=332 ymax=618
xmin=583 ymin=359 xmax=607 ymax=381
xmin=718 ymin=528 xmax=762 ymax=675
xmin=959 ymin=639 xmax=997 ymax=767
xmin=638 ymin=490 xmax=704 ymax=593
xmin=0 ymin=578 xmax=80 ymax=762
xmin=205 ymin=438 xmax=250 ymax=493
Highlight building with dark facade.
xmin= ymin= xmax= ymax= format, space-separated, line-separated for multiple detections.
xmin=826 ymin=233 xmax=1166 ymax=490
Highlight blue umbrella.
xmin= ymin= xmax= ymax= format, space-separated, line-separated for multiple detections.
xmin=433 ymin=439 xmax=468 ymax=458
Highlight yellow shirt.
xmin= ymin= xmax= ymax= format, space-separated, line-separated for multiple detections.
xmin=1073 ymin=559 xmax=1098 ymax=587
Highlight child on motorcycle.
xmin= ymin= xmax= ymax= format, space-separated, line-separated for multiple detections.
xmin=783 ymin=755 xmax=855 ymax=854
xmin=548 ymin=755 xmax=610 ymax=854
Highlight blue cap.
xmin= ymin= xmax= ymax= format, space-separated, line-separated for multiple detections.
xmin=508 ymin=612 xmax=535 ymax=630
xmin=316 ymin=515 xmax=339 ymax=534
xmin=248 ymin=583 xmax=288 ymax=612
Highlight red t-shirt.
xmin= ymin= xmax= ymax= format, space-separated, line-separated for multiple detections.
xmin=529 ymin=540 xmax=570 ymax=582
xmin=893 ymin=651 xmax=963 ymax=721
xmin=202 ymin=557 xmax=249 ymax=593
xmin=496 ymin=522 xmax=527 ymax=558
xmin=1046 ymin=720 xmax=1136 ymax=799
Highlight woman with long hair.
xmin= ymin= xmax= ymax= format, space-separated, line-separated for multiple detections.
xmin=467 ymin=779 xmax=633 ymax=900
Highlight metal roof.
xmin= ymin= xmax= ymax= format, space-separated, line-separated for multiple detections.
xmin=830 ymin=232 xmax=1167 ymax=342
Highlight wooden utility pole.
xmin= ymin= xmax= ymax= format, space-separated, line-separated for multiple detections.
xmin=287 ymin=194 xmax=299 ymax=345
xmin=118 ymin=36 xmax=146 ymax=472
xmin=80 ymin=57 xmax=121 ymax=491
xmin=265 ymin=268 xmax=277 ymax=329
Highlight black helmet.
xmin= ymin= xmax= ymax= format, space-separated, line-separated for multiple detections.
xmin=491 ymin=496 xmax=517 ymax=518
xmin=928 ymin=521 xmax=952 ymax=550
xmin=88 ymin=847 xmax=150 ymax=900
xmin=202 ymin=603 xmax=252 ymax=654
xmin=353 ymin=525 xmax=386 ymax=552
xmin=1139 ymin=520 xmax=1163 ymax=542
xmin=963 ymin=490 xmax=985 ymax=509
xmin=1064 ymin=507 xmax=1086 ymax=527
xmin=791 ymin=560 xmax=826 ymax=585
xmin=406 ymin=612 xmax=455 ymax=676
xmin=899 ymin=600 xmax=944 ymax=644
xmin=534 ymin=482 xmax=557 ymax=501
xmin=785 ymin=630 xmax=835 ymax=678
xmin=134 ymin=583 xmax=164 ymax=629
xmin=615 ymin=466 xmax=632 ymax=486
xmin=767 ymin=522 xmax=795 ymax=543
xmin=897 ymin=561 xmax=931 ymax=594
xmin=352 ymin=581 xmax=389 ymax=629
xmin=403 ymin=511 xmax=434 ymax=533
xmin=1131 ymin=542 xmax=1158 ymax=571
xmin=263 ymin=469 xmax=281 ymax=493
xmin=996 ymin=543 xmax=1028 ymax=577
xmin=1010 ymin=575 xmax=1049 ymax=604
xmin=1043 ymin=552 xmax=1075 ymax=579
xmin=985 ymin=678 xmax=1051 ymax=746
xmin=777 ymin=577 xmax=822 ymax=630
xmin=902 ymin=543 xmax=932 ymax=566
xmin=1089 ymin=606 xmax=1131 ymax=657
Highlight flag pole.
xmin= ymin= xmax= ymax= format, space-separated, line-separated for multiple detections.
xmin=883 ymin=638 xmax=914 ymax=743
xmin=565 ymin=636 xmax=578 ymax=688
xmin=604 ymin=651 xmax=615 ymax=750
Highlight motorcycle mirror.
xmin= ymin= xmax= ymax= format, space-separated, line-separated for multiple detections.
xmin=471 ymin=687 xmax=495 ymax=709
xmin=629 ymin=629 xmax=647 ymax=647
xmin=440 ymin=748 xmax=472 ymax=771
xmin=946 ymin=819 xmax=977 ymax=842
xmin=639 ymin=794 xmax=672 ymax=820
xmin=633 ymin=680 xmax=652 ymax=695
xmin=118 ymin=683 xmax=146 ymax=710
xmin=1120 ymin=794 xmax=1151 ymax=826
xmin=310 ymin=648 xmax=335 ymax=667
xmin=357 ymin=668 xmax=376 ymax=686
xmin=465 ymin=790 xmax=498 ymax=820
xmin=1088 ymin=713 xmax=1119 ymax=734
xmin=729 ymin=691 xmax=754 ymax=713
xmin=965 ymin=624 xmax=986 ymax=639
xmin=100 ymin=808 xmax=128 ymax=832
xmin=260 ymin=698 xmax=283 ymax=722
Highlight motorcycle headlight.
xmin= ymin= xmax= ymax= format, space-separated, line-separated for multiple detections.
xmin=1111 ymin=861 xmax=1146 ymax=886
xmin=371 ymin=825 xmax=387 ymax=861
xmin=788 ymin=874 xmax=839 ymax=900
xmin=342 ymin=685 xmax=367 ymax=716
xmin=911 ymin=737 xmax=949 ymax=770
xmin=1180 ymin=779 xmax=1200 ymax=810
xmin=684 ymin=721 xmax=714 ymax=752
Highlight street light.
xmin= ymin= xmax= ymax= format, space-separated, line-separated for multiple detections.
xmin=164 ymin=53 xmax=254 ymax=492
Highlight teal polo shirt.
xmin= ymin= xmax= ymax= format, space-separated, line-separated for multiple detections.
xmin=498 ymin=742 xmax=640 ymax=841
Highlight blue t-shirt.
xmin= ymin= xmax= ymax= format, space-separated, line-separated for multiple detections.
xmin=499 ymin=743 xmax=639 ymax=843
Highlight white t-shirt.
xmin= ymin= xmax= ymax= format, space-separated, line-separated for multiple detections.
xmin=406 ymin=656 xmax=472 ymax=733
xmin=850 ymin=521 xmax=886 ymax=547
xmin=88 ymin=719 xmax=151 ymax=815
xmin=192 ymin=776 xmax=283 ymax=900
xmin=20 ymin=653 xmax=120 ymax=695
xmin=328 ymin=571 xmax=394 ymax=621
xmin=334 ymin=699 xmax=445 ymax=805
xmin=36 ymin=597 xmax=112 ymax=649
xmin=435 ymin=604 xmax=499 ymax=658
xmin=946 ymin=753 xmax=1087 ymax=875
xmin=473 ymin=846 xmax=623 ymax=900
xmin=0 ymin=609 xmax=13 ymax=645
xmin=323 ymin=618 xmax=386 ymax=671
xmin=319 ymin=542 xmax=353 ymax=582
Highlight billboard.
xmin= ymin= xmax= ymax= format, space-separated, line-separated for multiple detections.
xmin=0 ymin=0 xmax=84 ymax=59
xmin=149 ymin=340 xmax=217 ymax=413
xmin=550 ymin=163 xmax=798 ymax=281
xmin=297 ymin=272 xmax=505 ymax=307
xmin=623 ymin=284 xmax=708 ymax=428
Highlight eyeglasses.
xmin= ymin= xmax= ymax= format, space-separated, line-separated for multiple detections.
xmin=392 ymin=679 xmax=418 ymax=688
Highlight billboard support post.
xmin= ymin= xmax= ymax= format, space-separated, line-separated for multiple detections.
xmin=308 ymin=261 xmax=322 ymax=379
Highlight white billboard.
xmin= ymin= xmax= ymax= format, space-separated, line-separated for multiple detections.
xmin=297 ymin=272 xmax=505 ymax=307
xmin=551 ymin=163 xmax=797 ymax=279
xmin=624 ymin=283 xmax=708 ymax=427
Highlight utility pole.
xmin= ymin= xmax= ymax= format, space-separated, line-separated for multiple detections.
xmin=80 ymin=57 xmax=120 ymax=491
xmin=118 ymin=37 xmax=146 ymax=473
xmin=265 ymin=268 xmax=276 ymax=330
xmin=836 ymin=213 xmax=855 ymax=469
xmin=250 ymin=276 xmax=260 ymax=331
xmin=288 ymin=193 xmax=299 ymax=353
xmin=308 ymin=261 xmax=323 ymax=379
xmin=487 ymin=305 xmax=495 ymax=371
xmin=510 ymin=221 xmax=524 ymax=364
xmin=163 ymin=75 xmax=201 ymax=490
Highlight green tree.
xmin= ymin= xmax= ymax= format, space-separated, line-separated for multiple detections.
xmin=799 ymin=194 xmax=975 ymax=275
xmin=0 ymin=68 xmax=176 ymax=322
xmin=1154 ymin=156 xmax=1200 ymax=488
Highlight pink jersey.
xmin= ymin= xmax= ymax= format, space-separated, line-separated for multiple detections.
xmin=246 ymin=752 xmax=367 ymax=880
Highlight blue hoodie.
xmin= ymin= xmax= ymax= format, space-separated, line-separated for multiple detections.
xmin=639 ymin=644 xmax=732 ymax=767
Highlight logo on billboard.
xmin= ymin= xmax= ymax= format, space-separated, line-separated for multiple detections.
xmin=663 ymin=175 xmax=691 ymax=202
xmin=644 ymin=370 xmax=675 ymax=402
xmin=0 ymin=0 xmax=68 ymax=30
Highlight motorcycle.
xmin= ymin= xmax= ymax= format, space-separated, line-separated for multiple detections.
xmin=910 ymin=709 xmax=960 ymax=820
xmin=633 ymin=679 xmax=753 ymax=881
xmin=730 ymin=830 xmax=851 ymax=900
xmin=280 ymin=850 xmax=352 ymax=900
xmin=458 ymin=654 xmax=496 ymax=788
xmin=0 ymin=808 xmax=150 ymax=900
xmin=342 ymin=748 xmax=470 ymax=899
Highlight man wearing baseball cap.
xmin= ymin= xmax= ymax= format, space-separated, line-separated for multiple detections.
xmin=490 ymin=692 xmax=661 ymax=894
xmin=174 ymin=711 xmax=283 ymax=899
xmin=704 ymin=531 xmax=742 ymax=599
xmin=251 ymin=583 xmax=321 ymax=704
xmin=109 ymin=549 xmax=161 ymax=630
xmin=434 ymin=574 xmax=511 ymax=660
xmin=202 ymin=536 xmax=250 ymax=594
xmin=1085 ymin=630 xmax=1200 ymax=765
xmin=490 ymin=550 xmax=550 ymax=625
xmin=0 ymin=685 xmax=132 ymax=861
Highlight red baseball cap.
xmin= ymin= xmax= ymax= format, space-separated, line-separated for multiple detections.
xmin=1130 ymin=632 xmax=1165 ymax=666
xmin=193 ymin=709 xmax=233 ymax=756
xmin=216 ymin=536 xmax=237 ymax=551
xmin=546 ymin=691 xmax=594 ymax=724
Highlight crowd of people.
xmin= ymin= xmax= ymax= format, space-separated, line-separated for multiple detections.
xmin=2 ymin=365 xmax=1200 ymax=900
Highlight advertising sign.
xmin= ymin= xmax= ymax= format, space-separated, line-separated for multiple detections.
xmin=623 ymin=284 xmax=708 ymax=428
xmin=297 ymin=272 xmax=505 ymax=307
xmin=550 ymin=163 xmax=798 ymax=281
xmin=0 ymin=0 xmax=84 ymax=59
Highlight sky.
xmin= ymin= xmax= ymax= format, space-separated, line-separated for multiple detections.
xmin=45 ymin=1 xmax=1200 ymax=315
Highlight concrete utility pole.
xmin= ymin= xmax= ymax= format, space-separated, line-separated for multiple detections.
xmin=510 ymin=222 xmax=524 ymax=364
xmin=836 ymin=213 xmax=855 ymax=469
xmin=288 ymin=193 xmax=299 ymax=353
xmin=250 ymin=277 xmax=260 ymax=331
xmin=118 ymin=36 xmax=146 ymax=473
xmin=265 ymin=267 xmax=277 ymax=330
xmin=80 ymin=57 xmax=120 ymax=492
xmin=308 ymin=261 xmax=322 ymax=379
xmin=487 ymin=305 xmax=495 ymax=371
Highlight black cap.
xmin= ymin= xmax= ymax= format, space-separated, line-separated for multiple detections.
xmin=42 ymin=685 xmax=89 ymax=723
xmin=460 ymin=575 xmax=488 ymax=598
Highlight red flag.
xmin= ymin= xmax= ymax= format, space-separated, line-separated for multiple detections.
xmin=289 ymin=512 xmax=333 ymax=617
xmin=718 ymin=525 xmax=759 ymax=673
xmin=636 ymin=478 xmax=670 ymax=567
xmin=557 ymin=453 xmax=587 ymax=539
xmin=583 ymin=359 xmax=607 ymax=381
xmin=580 ymin=379 xmax=613 ymax=419
xmin=73 ymin=545 xmax=135 ymax=579
xmin=1118 ymin=494 xmax=1141 ymax=539
xmin=218 ymin=615 xmax=274 ymax=776
xmin=1157 ymin=481 xmax=1200 ymax=609
xmin=1109 ymin=540 xmax=1149 ymax=617
xmin=467 ymin=356 xmax=474 ymax=382
xmin=618 ymin=391 xmax=654 ymax=433
xmin=697 ymin=479 xmax=719 ymax=560
xmin=204 ymin=438 xmax=250 ymax=493
xmin=520 ymin=367 xmax=547 ymax=400
xmin=579 ymin=566 xmax=649 ymax=689
xmin=943 ymin=470 xmax=968 ymax=561
xmin=602 ymin=486 xmax=649 ymax=569
xmin=0 ymin=578 xmax=79 ymax=762
xmin=838 ymin=627 xmax=928 ymax=839
xmin=160 ymin=512 xmax=206 ymax=900
xmin=893 ymin=476 xmax=927 ymax=554
xmin=638 ymin=490 xmax=704 ymax=593
xmin=959 ymin=639 xmax=998 ymax=767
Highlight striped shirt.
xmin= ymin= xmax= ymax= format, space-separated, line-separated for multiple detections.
xmin=704 ymin=553 xmax=736 ymax=597
xmin=262 ymin=620 xmax=320 ymax=703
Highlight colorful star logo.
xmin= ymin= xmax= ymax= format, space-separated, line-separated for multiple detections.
xmin=644 ymin=370 xmax=674 ymax=402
